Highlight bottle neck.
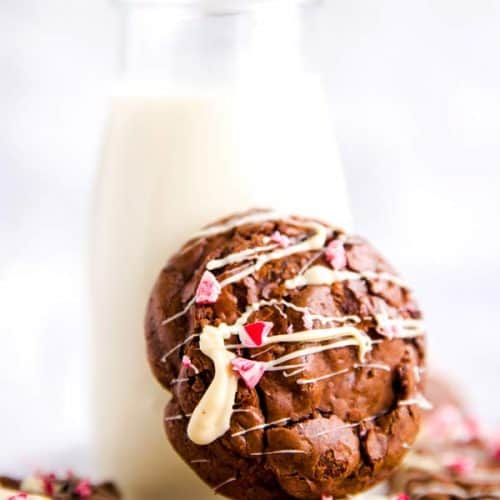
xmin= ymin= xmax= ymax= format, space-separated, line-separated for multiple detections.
xmin=118 ymin=0 xmax=320 ymax=89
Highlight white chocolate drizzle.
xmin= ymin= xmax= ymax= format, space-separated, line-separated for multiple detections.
xmin=312 ymin=413 xmax=382 ymax=438
xmin=207 ymin=243 xmax=278 ymax=271
xmin=162 ymin=297 xmax=196 ymax=326
xmin=187 ymin=319 xmax=372 ymax=444
xmin=285 ymin=265 xmax=409 ymax=290
xmin=267 ymin=363 xmax=308 ymax=372
xmin=187 ymin=325 xmax=238 ymax=445
xmin=250 ymin=345 xmax=275 ymax=358
xmin=161 ymin=333 xmax=199 ymax=361
xmin=164 ymin=412 xmax=192 ymax=422
xmin=170 ymin=377 xmax=189 ymax=385
xmin=283 ymin=366 xmax=307 ymax=377
xmin=374 ymin=312 xmax=425 ymax=338
xmin=250 ymin=449 xmax=306 ymax=456
xmin=399 ymin=393 xmax=433 ymax=411
xmin=193 ymin=210 xmax=286 ymax=239
xmin=232 ymin=417 xmax=290 ymax=437
xmin=296 ymin=362 xmax=391 ymax=385
xmin=213 ymin=477 xmax=237 ymax=492
xmin=218 ymin=220 xmax=329 ymax=288
xmin=262 ymin=326 xmax=372 ymax=361
xmin=227 ymin=298 xmax=362 ymax=333
xmin=161 ymin=213 xmax=329 ymax=328
xmin=266 ymin=337 xmax=370 ymax=367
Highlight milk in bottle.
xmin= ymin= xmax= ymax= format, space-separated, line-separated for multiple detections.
xmin=90 ymin=2 xmax=351 ymax=498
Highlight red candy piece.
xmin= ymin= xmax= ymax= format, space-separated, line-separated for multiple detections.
xmin=395 ymin=494 xmax=409 ymax=500
xmin=325 ymin=240 xmax=346 ymax=270
xmin=271 ymin=231 xmax=291 ymax=248
xmin=195 ymin=271 xmax=221 ymax=304
xmin=74 ymin=479 xmax=93 ymax=498
xmin=239 ymin=321 xmax=273 ymax=347
xmin=40 ymin=473 xmax=56 ymax=496
xmin=231 ymin=358 xmax=266 ymax=389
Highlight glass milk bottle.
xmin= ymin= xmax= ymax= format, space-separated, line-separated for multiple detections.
xmin=90 ymin=1 xmax=351 ymax=498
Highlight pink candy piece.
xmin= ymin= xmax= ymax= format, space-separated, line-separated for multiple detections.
xmin=182 ymin=355 xmax=193 ymax=368
xmin=271 ymin=231 xmax=291 ymax=248
xmin=182 ymin=355 xmax=198 ymax=374
xmin=446 ymin=457 xmax=475 ymax=476
xmin=493 ymin=446 xmax=500 ymax=461
xmin=321 ymin=496 xmax=333 ymax=500
xmin=74 ymin=479 xmax=93 ymax=498
xmin=231 ymin=358 xmax=266 ymax=389
xmin=325 ymin=240 xmax=347 ymax=270
xmin=239 ymin=321 xmax=273 ymax=348
xmin=377 ymin=322 xmax=404 ymax=339
xmin=395 ymin=494 xmax=409 ymax=500
xmin=8 ymin=494 xmax=28 ymax=500
xmin=303 ymin=311 xmax=314 ymax=330
xmin=195 ymin=270 xmax=221 ymax=304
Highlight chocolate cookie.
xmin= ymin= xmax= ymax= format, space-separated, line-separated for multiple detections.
xmin=0 ymin=473 xmax=120 ymax=499
xmin=145 ymin=210 xmax=427 ymax=499
xmin=390 ymin=403 xmax=500 ymax=499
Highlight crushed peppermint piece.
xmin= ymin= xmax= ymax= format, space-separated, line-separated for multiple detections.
xmin=195 ymin=271 xmax=221 ymax=304
xmin=321 ymin=495 xmax=333 ymax=500
xmin=39 ymin=473 xmax=56 ymax=496
xmin=182 ymin=354 xmax=199 ymax=374
xmin=325 ymin=240 xmax=346 ymax=270
xmin=287 ymin=324 xmax=294 ymax=334
xmin=8 ymin=494 xmax=28 ymax=500
xmin=303 ymin=311 xmax=314 ymax=330
xmin=395 ymin=494 xmax=409 ymax=500
xmin=74 ymin=479 xmax=92 ymax=498
xmin=376 ymin=321 xmax=404 ymax=339
xmin=271 ymin=231 xmax=291 ymax=248
xmin=493 ymin=445 xmax=500 ymax=461
xmin=239 ymin=321 xmax=273 ymax=347
xmin=446 ymin=456 xmax=475 ymax=476
xmin=231 ymin=358 xmax=266 ymax=389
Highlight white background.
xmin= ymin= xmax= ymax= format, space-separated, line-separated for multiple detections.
xmin=1 ymin=0 xmax=500 ymax=476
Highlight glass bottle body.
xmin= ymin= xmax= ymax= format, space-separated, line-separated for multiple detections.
xmin=90 ymin=2 xmax=350 ymax=498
